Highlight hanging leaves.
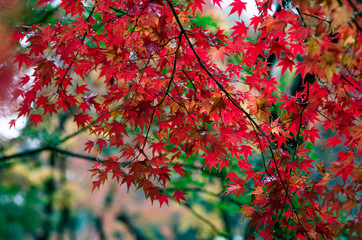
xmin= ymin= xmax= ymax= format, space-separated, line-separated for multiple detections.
xmin=12 ymin=0 xmax=362 ymax=239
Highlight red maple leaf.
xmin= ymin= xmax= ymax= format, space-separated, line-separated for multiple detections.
xmin=9 ymin=119 xmax=16 ymax=129
xmin=268 ymin=39 xmax=287 ymax=60
xmin=324 ymin=135 xmax=342 ymax=149
xmin=84 ymin=140 xmax=94 ymax=153
xmin=225 ymin=182 xmax=246 ymax=198
xmin=249 ymin=15 xmax=262 ymax=32
xmin=211 ymin=0 xmax=223 ymax=8
xmin=29 ymin=114 xmax=43 ymax=127
xmin=173 ymin=190 xmax=187 ymax=204
xmin=191 ymin=0 xmax=206 ymax=13
xmin=73 ymin=113 xmax=92 ymax=129
xmin=230 ymin=20 xmax=248 ymax=37
xmin=96 ymin=138 xmax=108 ymax=152
xmin=209 ymin=46 xmax=229 ymax=62
xmin=157 ymin=194 xmax=169 ymax=207
xmin=276 ymin=56 xmax=295 ymax=75
xmin=173 ymin=163 xmax=188 ymax=177
xmin=75 ymin=84 xmax=91 ymax=95
xmin=229 ymin=0 xmax=247 ymax=18
xmin=302 ymin=126 xmax=321 ymax=145
xmin=150 ymin=141 xmax=166 ymax=155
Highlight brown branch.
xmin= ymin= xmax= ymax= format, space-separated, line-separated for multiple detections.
xmin=165 ymin=187 xmax=242 ymax=206
xmin=0 ymin=146 xmax=103 ymax=163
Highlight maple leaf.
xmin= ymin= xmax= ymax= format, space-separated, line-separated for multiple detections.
xmin=297 ymin=57 xmax=320 ymax=78
xmin=9 ymin=119 xmax=16 ymax=129
xmin=143 ymin=38 xmax=160 ymax=57
xmin=29 ymin=114 xmax=43 ymax=127
xmin=239 ymin=145 xmax=252 ymax=160
xmin=225 ymin=182 xmax=246 ymax=198
xmin=324 ymin=135 xmax=341 ymax=149
xmin=150 ymin=141 xmax=166 ymax=155
xmin=73 ymin=113 xmax=92 ymax=129
xmin=173 ymin=190 xmax=187 ymax=204
xmin=230 ymin=20 xmax=248 ymax=37
xmin=112 ymin=170 xmax=123 ymax=182
xmin=249 ymin=15 xmax=262 ymax=32
xmin=103 ymin=156 xmax=120 ymax=172
xmin=268 ymin=39 xmax=287 ymax=60
xmin=79 ymin=102 xmax=90 ymax=112
xmin=191 ymin=0 xmax=206 ymax=13
xmin=157 ymin=194 xmax=169 ymax=207
xmin=14 ymin=52 xmax=32 ymax=70
xmin=208 ymin=46 xmax=229 ymax=62
xmin=302 ymin=126 xmax=321 ymax=145
xmin=349 ymin=123 xmax=362 ymax=141
xmin=92 ymin=180 xmax=102 ymax=192
xmin=121 ymin=174 xmax=135 ymax=192
xmin=211 ymin=0 xmax=223 ymax=8
xmin=269 ymin=117 xmax=283 ymax=136
xmin=96 ymin=138 xmax=108 ymax=152
xmin=238 ymin=205 xmax=254 ymax=223
xmin=84 ymin=140 xmax=94 ymax=153
xmin=75 ymin=84 xmax=91 ymax=95
xmin=173 ymin=163 xmax=188 ymax=177
xmin=109 ymin=119 xmax=127 ymax=137
xmin=81 ymin=93 xmax=98 ymax=106
xmin=209 ymin=96 xmax=226 ymax=114
xmin=228 ymin=0 xmax=247 ymax=18
xmin=276 ymin=57 xmax=295 ymax=75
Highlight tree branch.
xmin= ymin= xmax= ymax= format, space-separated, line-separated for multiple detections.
xmin=165 ymin=187 xmax=242 ymax=206
xmin=166 ymin=1 xmax=311 ymax=239
xmin=0 ymin=146 xmax=103 ymax=163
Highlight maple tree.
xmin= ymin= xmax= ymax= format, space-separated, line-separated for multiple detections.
xmin=8 ymin=0 xmax=362 ymax=239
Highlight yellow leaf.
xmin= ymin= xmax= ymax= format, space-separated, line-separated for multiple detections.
xmin=237 ymin=205 xmax=254 ymax=223
xmin=333 ymin=5 xmax=354 ymax=27
xmin=320 ymin=51 xmax=337 ymax=82
xmin=306 ymin=38 xmax=321 ymax=57
xmin=349 ymin=122 xmax=362 ymax=141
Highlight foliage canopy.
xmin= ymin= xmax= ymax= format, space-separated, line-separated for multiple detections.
xmin=10 ymin=0 xmax=362 ymax=239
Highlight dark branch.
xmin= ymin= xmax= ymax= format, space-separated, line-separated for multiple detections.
xmin=0 ymin=146 xmax=103 ymax=163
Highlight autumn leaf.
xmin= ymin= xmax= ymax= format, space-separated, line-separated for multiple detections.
xmin=73 ymin=113 xmax=92 ymax=129
xmin=238 ymin=205 xmax=254 ymax=223
xmin=173 ymin=190 xmax=187 ymax=204
xmin=173 ymin=163 xmax=188 ymax=177
xmin=324 ymin=135 xmax=341 ymax=149
xmin=276 ymin=56 xmax=294 ymax=75
xmin=230 ymin=21 xmax=248 ymax=37
xmin=211 ymin=0 xmax=223 ymax=8
xmin=29 ymin=114 xmax=43 ymax=127
xmin=75 ymin=84 xmax=91 ymax=95
xmin=229 ymin=0 xmax=247 ymax=18
xmin=208 ymin=46 xmax=229 ymax=62
xmin=157 ymin=194 xmax=169 ymax=207
xmin=302 ymin=126 xmax=321 ymax=145
xmin=225 ymin=182 xmax=246 ymax=198
xmin=8 ymin=119 xmax=16 ymax=129
xmin=84 ymin=140 xmax=94 ymax=153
